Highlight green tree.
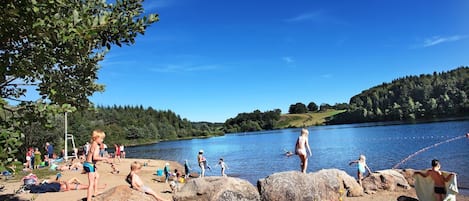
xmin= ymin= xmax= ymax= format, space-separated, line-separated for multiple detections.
xmin=0 ymin=0 xmax=158 ymax=165
xmin=307 ymin=102 xmax=318 ymax=112
xmin=289 ymin=103 xmax=308 ymax=114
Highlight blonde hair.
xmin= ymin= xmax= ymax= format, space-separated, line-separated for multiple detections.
xmin=131 ymin=161 xmax=142 ymax=171
xmin=359 ymin=154 xmax=366 ymax=162
xmin=301 ymin=128 xmax=309 ymax=136
xmin=91 ymin=129 xmax=106 ymax=142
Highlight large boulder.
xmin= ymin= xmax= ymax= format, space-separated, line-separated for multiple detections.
xmin=257 ymin=169 xmax=363 ymax=201
xmin=173 ymin=176 xmax=260 ymax=201
xmin=362 ymin=169 xmax=410 ymax=193
xmin=93 ymin=185 xmax=156 ymax=201
xmin=397 ymin=169 xmax=416 ymax=187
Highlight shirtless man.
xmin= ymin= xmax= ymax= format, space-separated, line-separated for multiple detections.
xmin=295 ymin=128 xmax=312 ymax=173
xmin=414 ymin=159 xmax=454 ymax=201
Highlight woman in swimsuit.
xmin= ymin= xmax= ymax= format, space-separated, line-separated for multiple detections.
xmin=197 ymin=150 xmax=206 ymax=177
xmin=295 ymin=128 xmax=312 ymax=173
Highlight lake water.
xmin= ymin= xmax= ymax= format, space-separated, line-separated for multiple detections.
xmin=126 ymin=120 xmax=469 ymax=190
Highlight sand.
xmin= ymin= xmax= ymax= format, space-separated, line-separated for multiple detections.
xmin=0 ymin=158 xmax=182 ymax=201
xmin=1 ymin=158 xmax=468 ymax=201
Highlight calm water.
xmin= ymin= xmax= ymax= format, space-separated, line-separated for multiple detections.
xmin=127 ymin=120 xmax=469 ymax=188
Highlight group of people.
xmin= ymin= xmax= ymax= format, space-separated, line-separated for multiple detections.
xmin=24 ymin=142 xmax=55 ymax=170
xmin=293 ymin=128 xmax=461 ymax=201
xmin=195 ymin=150 xmax=228 ymax=178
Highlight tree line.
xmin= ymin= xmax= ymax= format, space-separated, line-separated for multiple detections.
xmin=327 ymin=67 xmax=469 ymax=124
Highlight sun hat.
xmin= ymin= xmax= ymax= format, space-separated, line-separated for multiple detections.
xmin=199 ymin=149 xmax=204 ymax=153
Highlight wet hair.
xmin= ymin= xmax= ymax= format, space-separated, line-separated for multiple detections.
xmin=431 ymin=159 xmax=440 ymax=167
xmin=219 ymin=158 xmax=223 ymax=161
xmin=130 ymin=161 xmax=142 ymax=171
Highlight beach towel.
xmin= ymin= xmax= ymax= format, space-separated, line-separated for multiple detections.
xmin=414 ymin=171 xmax=458 ymax=201
xmin=29 ymin=183 xmax=61 ymax=193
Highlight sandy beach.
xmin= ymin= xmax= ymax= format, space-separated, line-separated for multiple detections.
xmin=0 ymin=158 xmax=183 ymax=201
xmin=1 ymin=158 xmax=468 ymax=201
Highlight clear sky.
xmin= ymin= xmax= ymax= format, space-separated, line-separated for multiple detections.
xmin=91 ymin=0 xmax=469 ymax=123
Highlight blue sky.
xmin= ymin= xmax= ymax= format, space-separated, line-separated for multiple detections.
xmin=91 ymin=0 xmax=469 ymax=122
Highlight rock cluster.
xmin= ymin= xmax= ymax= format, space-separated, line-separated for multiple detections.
xmin=97 ymin=168 xmax=412 ymax=201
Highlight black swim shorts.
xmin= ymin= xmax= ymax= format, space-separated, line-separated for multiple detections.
xmin=434 ymin=186 xmax=446 ymax=194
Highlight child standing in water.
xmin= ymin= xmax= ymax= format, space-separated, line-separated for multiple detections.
xmin=83 ymin=130 xmax=110 ymax=201
xmin=295 ymin=128 xmax=312 ymax=173
xmin=349 ymin=154 xmax=372 ymax=186
xmin=414 ymin=159 xmax=454 ymax=201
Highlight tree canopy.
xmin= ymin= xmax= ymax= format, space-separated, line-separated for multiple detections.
xmin=0 ymin=0 xmax=158 ymax=165
xmin=327 ymin=67 xmax=469 ymax=124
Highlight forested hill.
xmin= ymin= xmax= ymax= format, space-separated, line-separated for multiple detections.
xmin=68 ymin=106 xmax=224 ymax=146
xmin=327 ymin=67 xmax=469 ymax=124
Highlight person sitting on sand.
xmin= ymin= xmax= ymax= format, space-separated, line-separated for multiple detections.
xmin=126 ymin=161 xmax=166 ymax=201
xmin=349 ymin=154 xmax=372 ymax=187
xmin=414 ymin=159 xmax=455 ymax=201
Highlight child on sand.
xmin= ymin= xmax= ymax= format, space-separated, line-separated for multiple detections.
xmin=414 ymin=159 xmax=455 ymax=201
xmin=295 ymin=128 xmax=312 ymax=173
xmin=83 ymin=130 xmax=110 ymax=201
xmin=127 ymin=161 xmax=166 ymax=201
xmin=349 ymin=154 xmax=372 ymax=186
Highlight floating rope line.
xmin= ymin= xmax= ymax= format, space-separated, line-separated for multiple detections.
xmin=392 ymin=135 xmax=467 ymax=169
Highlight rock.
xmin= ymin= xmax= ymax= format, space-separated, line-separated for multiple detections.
xmin=362 ymin=169 xmax=410 ymax=193
xmin=257 ymin=169 xmax=363 ymax=201
xmin=397 ymin=169 xmax=416 ymax=187
xmin=397 ymin=195 xmax=419 ymax=201
xmin=92 ymin=185 xmax=156 ymax=201
xmin=173 ymin=176 xmax=260 ymax=201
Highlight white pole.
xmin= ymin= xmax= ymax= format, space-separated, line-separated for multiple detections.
xmin=64 ymin=112 xmax=68 ymax=161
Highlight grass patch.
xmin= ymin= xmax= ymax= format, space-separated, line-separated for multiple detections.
xmin=1 ymin=162 xmax=58 ymax=183
xmin=276 ymin=109 xmax=346 ymax=128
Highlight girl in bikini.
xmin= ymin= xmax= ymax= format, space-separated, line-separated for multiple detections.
xmin=295 ymin=128 xmax=312 ymax=173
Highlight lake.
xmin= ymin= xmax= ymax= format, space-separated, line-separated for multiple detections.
xmin=126 ymin=120 xmax=469 ymax=190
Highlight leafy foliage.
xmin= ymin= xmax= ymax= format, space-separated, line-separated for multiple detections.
xmin=0 ymin=0 xmax=158 ymax=166
xmin=327 ymin=67 xmax=469 ymax=124
xmin=66 ymin=105 xmax=224 ymax=147
xmin=288 ymin=102 xmax=308 ymax=114
xmin=223 ymin=109 xmax=281 ymax=133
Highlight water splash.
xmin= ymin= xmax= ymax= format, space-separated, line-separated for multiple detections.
xmin=392 ymin=135 xmax=468 ymax=169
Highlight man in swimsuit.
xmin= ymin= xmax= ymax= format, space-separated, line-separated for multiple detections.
xmin=414 ymin=159 xmax=455 ymax=201
xmin=295 ymin=128 xmax=312 ymax=173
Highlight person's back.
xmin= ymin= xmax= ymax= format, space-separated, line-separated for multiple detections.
xmin=295 ymin=128 xmax=311 ymax=173
xmin=428 ymin=169 xmax=446 ymax=187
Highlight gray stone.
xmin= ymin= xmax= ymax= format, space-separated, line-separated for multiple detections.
xmin=173 ymin=176 xmax=260 ymax=201
xmin=257 ymin=169 xmax=363 ymax=201
xmin=93 ymin=185 xmax=156 ymax=201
